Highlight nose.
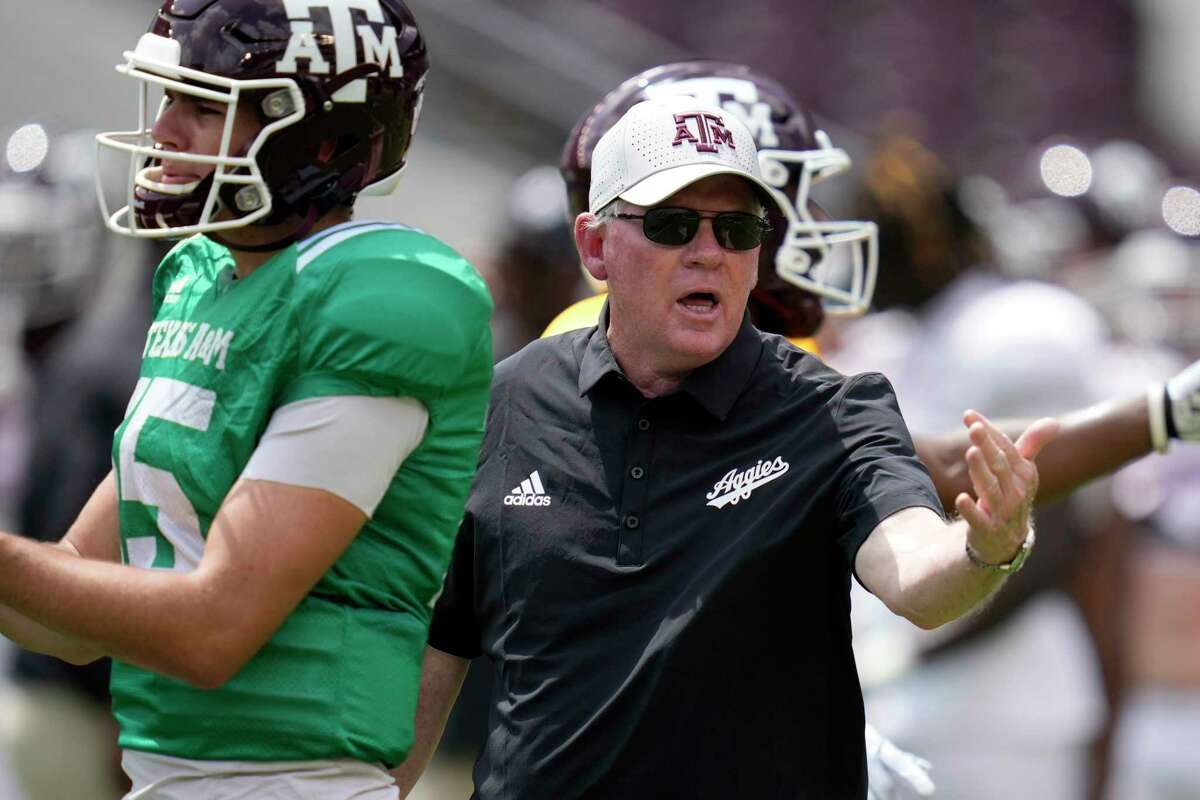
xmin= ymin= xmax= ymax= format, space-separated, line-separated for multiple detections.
xmin=150 ymin=98 xmax=186 ymax=153
xmin=684 ymin=217 xmax=726 ymax=267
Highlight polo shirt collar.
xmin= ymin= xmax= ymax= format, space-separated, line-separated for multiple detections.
xmin=578 ymin=301 xmax=763 ymax=420
xmin=578 ymin=302 xmax=623 ymax=397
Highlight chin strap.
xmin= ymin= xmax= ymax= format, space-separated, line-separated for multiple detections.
xmin=209 ymin=204 xmax=323 ymax=253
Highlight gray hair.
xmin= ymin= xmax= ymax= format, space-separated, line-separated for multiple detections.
xmin=583 ymin=199 xmax=628 ymax=233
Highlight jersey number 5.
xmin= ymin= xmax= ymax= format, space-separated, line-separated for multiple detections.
xmin=118 ymin=377 xmax=215 ymax=572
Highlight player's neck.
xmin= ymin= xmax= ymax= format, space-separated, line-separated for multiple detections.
xmin=224 ymin=208 xmax=355 ymax=279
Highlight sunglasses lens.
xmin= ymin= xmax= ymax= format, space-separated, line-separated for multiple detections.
xmin=633 ymin=208 xmax=767 ymax=250
xmin=713 ymin=213 xmax=767 ymax=250
xmin=642 ymin=208 xmax=698 ymax=246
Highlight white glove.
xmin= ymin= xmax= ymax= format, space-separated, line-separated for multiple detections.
xmin=1149 ymin=360 xmax=1200 ymax=452
xmin=865 ymin=723 xmax=936 ymax=800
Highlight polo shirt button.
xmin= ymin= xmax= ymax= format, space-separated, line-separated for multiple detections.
xmin=637 ymin=418 xmax=650 ymax=431
xmin=630 ymin=466 xmax=645 ymax=480
xmin=624 ymin=514 xmax=640 ymax=529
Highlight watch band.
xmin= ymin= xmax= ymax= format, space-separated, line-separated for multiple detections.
xmin=966 ymin=527 xmax=1036 ymax=574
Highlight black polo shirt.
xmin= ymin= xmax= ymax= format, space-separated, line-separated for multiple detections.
xmin=429 ymin=312 xmax=942 ymax=800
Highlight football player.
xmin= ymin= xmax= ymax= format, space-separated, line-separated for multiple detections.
xmin=0 ymin=126 xmax=129 ymax=800
xmin=0 ymin=1 xmax=492 ymax=797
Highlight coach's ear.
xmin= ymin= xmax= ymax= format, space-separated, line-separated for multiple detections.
xmin=575 ymin=213 xmax=608 ymax=283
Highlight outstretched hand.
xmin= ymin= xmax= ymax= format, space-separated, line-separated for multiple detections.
xmin=954 ymin=410 xmax=1058 ymax=565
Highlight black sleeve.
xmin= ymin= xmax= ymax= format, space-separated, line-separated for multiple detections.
xmin=832 ymin=372 xmax=945 ymax=575
xmin=427 ymin=511 xmax=483 ymax=658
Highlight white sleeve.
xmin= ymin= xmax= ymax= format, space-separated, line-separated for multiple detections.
xmin=241 ymin=395 xmax=429 ymax=516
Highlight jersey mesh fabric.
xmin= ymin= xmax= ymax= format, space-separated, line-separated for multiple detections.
xmin=108 ymin=222 xmax=493 ymax=765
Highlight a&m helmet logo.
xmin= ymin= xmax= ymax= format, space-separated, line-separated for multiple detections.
xmin=275 ymin=0 xmax=405 ymax=102
xmin=671 ymin=112 xmax=736 ymax=154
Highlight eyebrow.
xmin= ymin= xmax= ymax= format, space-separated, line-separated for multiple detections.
xmin=163 ymin=88 xmax=223 ymax=108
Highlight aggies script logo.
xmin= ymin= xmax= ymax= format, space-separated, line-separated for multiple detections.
xmin=672 ymin=112 xmax=736 ymax=153
xmin=705 ymin=457 xmax=790 ymax=509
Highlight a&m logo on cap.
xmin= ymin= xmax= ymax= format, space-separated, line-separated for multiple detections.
xmin=672 ymin=112 xmax=736 ymax=154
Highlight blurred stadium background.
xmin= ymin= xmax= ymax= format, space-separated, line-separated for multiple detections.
xmin=3 ymin=1 xmax=1200 ymax=798
xmin=11 ymin=0 xmax=1200 ymax=253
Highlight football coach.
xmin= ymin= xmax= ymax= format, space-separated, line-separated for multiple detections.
xmin=394 ymin=96 xmax=1055 ymax=799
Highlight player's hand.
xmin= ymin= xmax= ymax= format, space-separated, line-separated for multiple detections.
xmin=865 ymin=723 xmax=935 ymax=799
xmin=1162 ymin=360 xmax=1200 ymax=446
xmin=954 ymin=410 xmax=1057 ymax=565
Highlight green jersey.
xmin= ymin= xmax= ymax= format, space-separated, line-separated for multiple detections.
xmin=109 ymin=221 xmax=493 ymax=765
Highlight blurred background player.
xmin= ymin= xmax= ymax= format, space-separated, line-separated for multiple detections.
xmin=1086 ymin=228 xmax=1200 ymax=799
xmin=0 ymin=124 xmax=104 ymax=532
xmin=483 ymin=165 xmax=590 ymax=361
xmin=825 ymin=130 xmax=1141 ymax=800
xmin=0 ymin=124 xmax=130 ymax=800
xmin=0 ymin=1 xmax=493 ymax=797
xmin=834 ymin=131 xmax=1200 ymax=799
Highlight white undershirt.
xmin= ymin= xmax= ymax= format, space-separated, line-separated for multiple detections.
xmin=241 ymin=395 xmax=429 ymax=515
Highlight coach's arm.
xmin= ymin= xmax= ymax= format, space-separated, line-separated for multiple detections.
xmin=391 ymin=645 xmax=471 ymax=796
xmin=856 ymin=412 xmax=1058 ymax=630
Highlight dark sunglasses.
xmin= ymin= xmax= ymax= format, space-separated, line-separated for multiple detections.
xmin=614 ymin=207 xmax=771 ymax=251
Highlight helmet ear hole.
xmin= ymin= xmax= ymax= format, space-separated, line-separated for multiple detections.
xmin=260 ymin=89 xmax=298 ymax=121
xmin=760 ymin=158 xmax=790 ymax=188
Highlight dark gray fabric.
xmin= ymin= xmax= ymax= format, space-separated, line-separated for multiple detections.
xmin=430 ymin=314 xmax=942 ymax=799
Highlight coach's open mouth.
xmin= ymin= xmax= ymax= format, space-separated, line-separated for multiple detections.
xmin=678 ymin=291 xmax=719 ymax=315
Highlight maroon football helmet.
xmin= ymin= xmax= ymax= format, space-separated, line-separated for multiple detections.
xmin=562 ymin=61 xmax=878 ymax=338
xmin=96 ymin=0 xmax=428 ymax=245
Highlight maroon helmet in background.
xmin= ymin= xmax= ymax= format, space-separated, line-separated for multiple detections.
xmin=561 ymin=61 xmax=878 ymax=339
xmin=96 ymin=0 xmax=428 ymax=247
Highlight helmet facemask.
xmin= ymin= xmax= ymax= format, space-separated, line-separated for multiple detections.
xmin=96 ymin=33 xmax=306 ymax=239
xmin=759 ymin=130 xmax=878 ymax=317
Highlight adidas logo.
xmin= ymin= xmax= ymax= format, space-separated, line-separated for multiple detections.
xmin=504 ymin=470 xmax=552 ymax=507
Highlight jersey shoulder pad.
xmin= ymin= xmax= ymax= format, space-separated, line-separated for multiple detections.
xmin=292 ymin=223 xmax=494 ymax=398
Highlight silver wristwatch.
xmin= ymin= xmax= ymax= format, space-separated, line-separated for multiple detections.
xmin=966 ymin=527 xmax=1036 ymax=574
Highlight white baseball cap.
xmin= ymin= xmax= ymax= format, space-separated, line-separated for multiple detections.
xmin=588 ymin=96 xmax=786 ymax=216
